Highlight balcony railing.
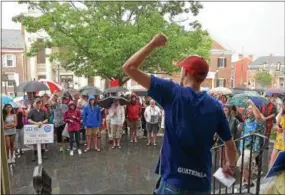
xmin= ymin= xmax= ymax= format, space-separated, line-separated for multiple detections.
xmin=211 ymin=133 xmax=268 ymax=195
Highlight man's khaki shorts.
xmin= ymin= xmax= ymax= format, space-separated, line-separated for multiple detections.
xmin=127 ymin=119 xmax=140 ymax=129
xmin=86 ymin=127 xmax=100 ymax=137
xmin=236 ymin=149 xmax=258 ymax=169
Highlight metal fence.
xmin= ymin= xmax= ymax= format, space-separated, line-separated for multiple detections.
xmin=211 ymin=133 xmax=268 ymax=195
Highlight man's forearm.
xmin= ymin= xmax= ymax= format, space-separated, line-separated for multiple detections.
xmin=28 ymin=119 xmax=38 ymax=125
xmin=122 ymin=42 xmax=156 ymax=71
xmin=224 ymin=139 xmax=237 ymax=166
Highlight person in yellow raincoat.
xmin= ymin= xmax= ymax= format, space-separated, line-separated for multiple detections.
xmin=269 ymin=100 xmax=285 ymax=167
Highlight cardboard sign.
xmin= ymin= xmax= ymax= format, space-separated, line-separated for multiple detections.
xmin=24 ymin=124 xmax=54 ymax=145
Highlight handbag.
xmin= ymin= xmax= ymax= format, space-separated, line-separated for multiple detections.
xmin=62 ymin=123 xmax=69 ymax=138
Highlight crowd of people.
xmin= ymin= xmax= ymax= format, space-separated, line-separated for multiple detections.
xmin=2 ymin=90 xmax=165 ymax=163
xmin=211 ymin=92 xmax=285 ymax=189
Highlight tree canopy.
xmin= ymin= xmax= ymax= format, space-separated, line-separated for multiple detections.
xmin=13 ymin=1 xmax=212 ymax=84
xmin=255 ymin=72 xmax=273 ymax=88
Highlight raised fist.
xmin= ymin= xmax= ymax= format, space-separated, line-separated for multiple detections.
xmin=150 ymin=33 xmax=168 ymax=48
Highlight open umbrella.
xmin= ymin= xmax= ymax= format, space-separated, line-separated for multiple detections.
xmin=79 ymin=86 xmax=103 ymax=96
xmin=104 ymin=87 xmax=128 ymax=94
xmin=16 ymin=81 xmax=49 ymax=92
xmin=99 ymin=96 xmax=129 ymax=109
xmin=39 ymin=79 xmax=62 ymax=94
xmin=265 ymin=88 xmax=285 ymax=96
xmin=1 ymin=94 xmax=14 ymax=105
xmin=210 ymin=87 xmax=232 ymax=95
xmin=229 ymin=93 xmax=268 ymax=109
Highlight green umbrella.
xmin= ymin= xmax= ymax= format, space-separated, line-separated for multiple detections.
xmin=229 ymin=93 xmax=268 ymax=109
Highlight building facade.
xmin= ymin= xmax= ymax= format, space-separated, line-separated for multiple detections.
xmin=1 ymin=29 xmax=25 ymax=96
xmin=248 ymin=55 xmax=285 ymax=89
xmin=23 ymin=28 xmax=106 ymax=91
xmin=232 ymin=54 xmax=253 ymax=88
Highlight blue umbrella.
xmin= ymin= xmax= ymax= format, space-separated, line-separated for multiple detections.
xmin=1 ymin=94 xmax=19 ymax=108
xmin=1 ymin=94 xmax=14 ymax=105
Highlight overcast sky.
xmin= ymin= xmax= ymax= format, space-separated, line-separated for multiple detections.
xmin=1 ymin=1 xmax=284 ymax=61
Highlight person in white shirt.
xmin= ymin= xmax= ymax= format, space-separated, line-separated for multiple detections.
xmin=109 ymin=99 xmax=125 ymax=148
xmin=144 ymin=100 xmax=161 ymax=145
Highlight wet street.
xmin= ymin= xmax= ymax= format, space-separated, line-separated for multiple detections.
xmin=9 ymin=133 xmax=161 ymax=194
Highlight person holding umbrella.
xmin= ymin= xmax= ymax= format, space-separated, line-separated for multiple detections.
xmin=83 ymin=96 xmax=102 ymax=152
xmin=109 ymin=99 xmax=125 ymax=148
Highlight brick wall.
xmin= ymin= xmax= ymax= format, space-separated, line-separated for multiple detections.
xmin=209 ymin=54 xmax=232 ymax=88
xmin=2 ymin=51 xmax=25 ymax=95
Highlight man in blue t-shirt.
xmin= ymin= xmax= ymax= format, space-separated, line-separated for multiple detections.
xmin=122 ymin=33 xmax=237 ymax=194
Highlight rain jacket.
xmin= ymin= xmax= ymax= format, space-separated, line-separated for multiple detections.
xmin=64 ymin=101 xmax=81 ymax=132
xmin=83 ymin=96 xmax=102 ymax=128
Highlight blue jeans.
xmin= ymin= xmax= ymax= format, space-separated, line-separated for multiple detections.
xmin=154 ymin=179 xmax=210 ymax=195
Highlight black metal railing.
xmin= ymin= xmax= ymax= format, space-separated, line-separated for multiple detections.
xmin=211 ymin=133 xmax=268 ymax=195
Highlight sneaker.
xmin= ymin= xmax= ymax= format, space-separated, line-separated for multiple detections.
xmin=70 ymin=150 xmax=74 ymax=156
xmin=242 ymin=183 xmax=254 ymax=190
xmin=78 ymin=149 xmax=82 ymax=155
xmin=59 ymin=147 xmax=64 ymax=152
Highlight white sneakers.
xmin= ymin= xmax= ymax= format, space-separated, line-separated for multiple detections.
xmin=70 ymin=149 xmax=82 ymax=156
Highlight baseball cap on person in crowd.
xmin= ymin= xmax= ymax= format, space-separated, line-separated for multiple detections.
xmin=176 ymin=55 xmax=209 ymax=80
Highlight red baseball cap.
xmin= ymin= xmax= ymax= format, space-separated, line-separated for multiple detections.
xmin=177 ymin=56 xmax=209 ymax=79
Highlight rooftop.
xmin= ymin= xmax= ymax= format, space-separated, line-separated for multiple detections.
xmin=1 ymin=29 xmax=25 ymax=49
xmin=250 ymin=56 xmax=285 ymax=65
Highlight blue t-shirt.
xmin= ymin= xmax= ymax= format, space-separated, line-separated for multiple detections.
xmin=148 ymin=75 xmax=232 ymax=192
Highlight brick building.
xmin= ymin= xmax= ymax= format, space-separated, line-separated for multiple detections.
xmin=232 ymin=54 xmax=253 ymax=88
xmin=1 ymin=29 xmax=25 ymax=96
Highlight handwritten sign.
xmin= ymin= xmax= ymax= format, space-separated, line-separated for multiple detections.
xmin=24 ymin=124 xmax=54 ymax=145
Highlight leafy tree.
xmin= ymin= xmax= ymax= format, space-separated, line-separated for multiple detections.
xmin=255 ymin=72 xmax=273 ymax=88
xmin=13 ymin=1 xmax=211 ymax=85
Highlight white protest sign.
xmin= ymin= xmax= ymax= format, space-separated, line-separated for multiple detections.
xmin=24 ymin=124 xmax=54 ymax=145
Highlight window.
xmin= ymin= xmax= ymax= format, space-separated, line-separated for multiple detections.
xmin=8 ymin=92 xmax=14 ymax=97
xmin=60 ymin=75 xmax=73 ymax=89
xmin=276 ymin=62 xmax=281 ymax=71
xmin=217 ymin=57 xmax=227 ymax=68
xmin=217 ymin=78 xmax=226 ymax=87
xmin=2 ymin=55 xmax=16 ymax=67
xmin=38 ymin=75 xmax=46 ymax=80
xmin=4 ymin=74 xmax=15 ymax=87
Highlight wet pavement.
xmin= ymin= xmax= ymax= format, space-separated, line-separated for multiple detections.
xmin=9 ymin=133 xmax=161 ymax=194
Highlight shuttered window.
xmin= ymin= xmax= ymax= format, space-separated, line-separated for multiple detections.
xmin=217 ymin=57 xmax=227 ymax=68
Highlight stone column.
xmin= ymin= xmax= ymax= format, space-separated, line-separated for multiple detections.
xmin=45 ymin=48 xmax=52 ymax=80
xmin=30 ymin=56 xmax=38 ymax=80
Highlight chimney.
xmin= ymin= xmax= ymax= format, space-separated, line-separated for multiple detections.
xmin=238 ymin=54 xmax=243 ymax=59
xmin=248 ymin=55 xmax=253 ymax=60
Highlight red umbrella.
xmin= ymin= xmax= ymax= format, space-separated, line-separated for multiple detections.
xmin=38 ymin=79 xmax=62 ymax=94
